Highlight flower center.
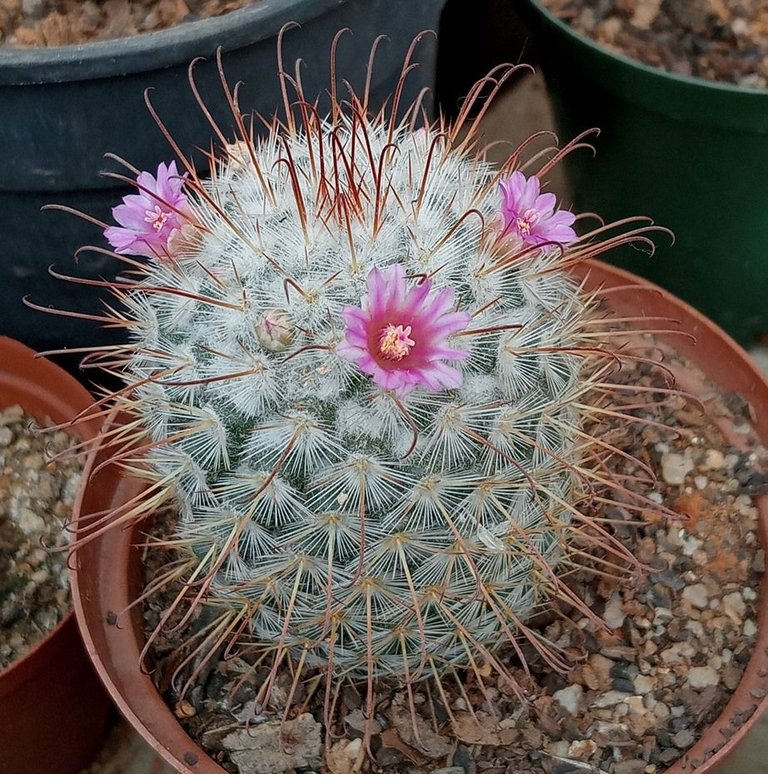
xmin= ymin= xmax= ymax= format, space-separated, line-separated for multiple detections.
xmin=515 ymin=208 xmax=540 ymax=236
xmin=378 ymin=324 xmax=415 ymax=361
xmin=144 ymin=205 xmax=170 ymax=232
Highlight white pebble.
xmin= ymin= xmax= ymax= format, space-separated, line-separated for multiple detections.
xmin=603 ymin=592 xmax=626 ymax=629
xmin=553 ymin=684 xmax=583 ymax=715
xmin=687 ymin=666 xmax=719 ymax=689
xmin=592 ymin=690 xmax=631 ymax=708
xmin=699 ymin=449 xmax=725 ymax=471
xmin=16 ymin=508 xmax=46 ymax=536
xmin=722 ymin=591 xmax=746 ymax=622
xmin=682 ymin=583 xmax=709 ymax=610
xmin=661 ymin=453 xmax=694 ymax=485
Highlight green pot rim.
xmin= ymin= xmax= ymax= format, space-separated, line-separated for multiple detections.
xmin=524 ymin=0 xmax=768 ymax=131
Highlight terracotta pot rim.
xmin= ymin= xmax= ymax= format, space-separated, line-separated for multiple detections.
xmin=0 ymin=335 xmax=111 ymax=773
xmin=70 ymin=262 xmax=768 ymax=773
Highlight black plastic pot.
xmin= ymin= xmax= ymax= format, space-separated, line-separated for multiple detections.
xmin=519 ymin=0 xmax=768 ymax=346
xmin=0 ymin=0 xmax=445 ymax=373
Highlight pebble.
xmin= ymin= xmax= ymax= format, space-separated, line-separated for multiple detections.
xmin=553 ymin=684 xmax=583 ymax=715
xmin=592 ymin=690 xmax=631 ymax=709
xmin=633 ymin=675 xmax=655 ymax=695
xmin=699 ymin=449 xmax=725 ymax=471
xmin=660 ymin=453 xmax=694 ymax=485
xmin=17 ymin=508 xmax=45 ymax=536
xmin=671 ymin=729 xmax=695 ymax=748
xmin=568 ymin=739 xmax=597 ymax=759
xmin=722 ymin=591 xmax=746 ymax=622
xmin=686 ymin=666 xmax=719 ymax=689
xmin=1 ymin=407 xmax=82 ymax=670
xmin=221 ymin=714 xmax=322 ymax=774
xmin=681 ymin=583 xmax=709 ymax=609
xmin=603 ymin=591 xmax=626 ymax=629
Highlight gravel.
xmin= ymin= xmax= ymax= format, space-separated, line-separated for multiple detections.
xmin=0 ymin=404 xmax=82 ymax=670
xmin=541 ymin=0 xmax=768 ymax=89
xmin=0 ymin=0 xmax=258 ymax=47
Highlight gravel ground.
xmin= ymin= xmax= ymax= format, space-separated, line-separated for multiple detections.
xmin=0 ymin=404 xmax=82 ymax=670
xmin=0 ymin=0 xmax=258 ymax=47
xmin=541 ymin=0 xmax=768 ymax=88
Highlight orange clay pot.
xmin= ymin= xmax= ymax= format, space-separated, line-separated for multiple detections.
xmin=0 ymin=337 xmax=111 ymax=774
xmin=71 ymin=261 xmax=768 ymax=773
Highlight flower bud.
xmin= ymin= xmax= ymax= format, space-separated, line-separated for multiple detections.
xmin=255 ymin=308 xmax=294 ymax=352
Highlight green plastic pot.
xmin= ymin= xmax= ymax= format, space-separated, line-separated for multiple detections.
xmin=519 ymin=0 xmax=768 ymax=345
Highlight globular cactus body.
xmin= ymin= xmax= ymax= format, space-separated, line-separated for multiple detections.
xmin=89 ymin=48 xmax=644 ymax=695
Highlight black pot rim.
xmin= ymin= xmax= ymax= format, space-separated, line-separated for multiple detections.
xmin=0 ymin=0 xmax=346 ymax=85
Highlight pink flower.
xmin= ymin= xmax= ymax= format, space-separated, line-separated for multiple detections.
xmin=338 ymin=264 xmax=471 ymax=395
xmin=104 ymin=161 xmax=191 ymax=259
xmin=499 ymin=171 xmax=577 ymax=246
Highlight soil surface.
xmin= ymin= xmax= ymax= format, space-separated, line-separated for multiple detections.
xmin=138 ymin=336 xmax=767 ymax=773
xmin=541 ymin=0 xmax=768 ymax=88
xmin=0 ymin=404 xmax=82 ymax=670
xmin=0 ymin=0 xmax=257 ymax=47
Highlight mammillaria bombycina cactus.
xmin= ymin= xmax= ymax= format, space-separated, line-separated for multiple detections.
xmin=70 ymin=38 xmax=664 ymax=719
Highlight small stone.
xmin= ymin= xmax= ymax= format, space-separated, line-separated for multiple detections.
xmin=687 ymin=666 xmax=719 ymax=690
xmin=21 ymin=0 xmax=45 ymax=18
xmin=327 ymin=739 xmax=364 ymax=774
xmin=652 ymin=607 xmax=673 ymax=625
xmin=16 ymin=508 xmax=45 ymax=536
xmin=625 ymin=696 xmax=645 ymax=715
xmin=681 ymin=534 xmax=703 ymax=556
xmin=0 ymin=427 xmax=12 ymax=447
xmin=661 ymin=452 xmax=694 ymax=485
xmin=592 ymin=690 xmax=630 ymax=709
xmin=603 ymin=591 xmax=626 ymax=629
xmin=553 ymin=684 xmax=583 ymax=715
xmin=568 ymin=739 xmax=597 ymax=759
xmin=587 ymin=653 xmax=615 ymax=689
xmin=221 ymin=713 xmax=322 ymax=774
xmin=671 ymin=729 xmax=695 ymax=748
xmin=174 ymin=700 xmax=197 ymax=718
xmin=546 ymin=740 xmax=570 ymax=758
xmin=681 ymin=583 xmax=709 ymax=609
xmin=613 ymin=761 xmax=647 ymax=774
xmin=722 ymin=592 xmax=746 ymax=622
xmin=633 ymin=675 xmax=655 ymax=695
xmin=30 ymin=569 xmax=49 ymax=584
xmin=699 ymin=449 xmax=724 ymax=471
xmin=744 ymin=619 xmax=757 ymax=637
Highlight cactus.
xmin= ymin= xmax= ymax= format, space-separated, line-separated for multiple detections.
xmin=72 ymin=40 xmax=663 ymax=715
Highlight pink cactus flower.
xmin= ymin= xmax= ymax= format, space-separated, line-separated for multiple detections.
xmin=104 ymin=161 xmax=191 ymax=259
xmin=338 ymin=264 xmax=471 ymax=395
xmin=499 ymin=171 xmax=577 ymax=246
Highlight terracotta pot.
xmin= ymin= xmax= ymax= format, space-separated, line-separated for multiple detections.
xmin=0 ymin=337 xmax=111 ymax=774
xmin=70 ymin=261 xmax=768 ymax=773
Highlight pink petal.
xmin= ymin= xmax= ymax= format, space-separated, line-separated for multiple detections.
xmin=534 ymin=192 xmax=557 ymax=217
